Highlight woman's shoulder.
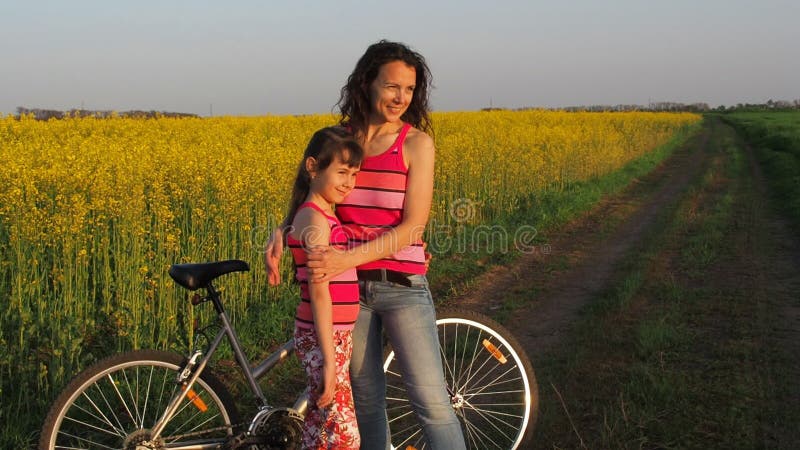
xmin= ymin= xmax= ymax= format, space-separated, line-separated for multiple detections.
xmin=403 ymin=126 xmax=434 ymax=152
xmin=401 ymin=125 xmax=434 ymax=170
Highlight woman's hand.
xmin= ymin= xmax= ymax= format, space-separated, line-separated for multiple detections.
xmin=265 ymin=227 xmax=284 ymax=285
xmin=316 ymin=362 xmax=337 ymax=408
xmin=305 ymin=246 xmax=350 ymax=283
xmin=423 ymin=242 xmax=432 ymax=270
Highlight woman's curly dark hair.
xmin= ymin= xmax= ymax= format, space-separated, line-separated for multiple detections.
xmin=336 ymin=40 xmax=433 ymax=138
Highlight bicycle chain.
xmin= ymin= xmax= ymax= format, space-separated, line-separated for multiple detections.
xmin=155 ymin=422 xmax=289 ymax=450
xmin=223 ymin=432 xmax=271 ymax=450
xmin=145 ymin=421 xmax=252 ymax=448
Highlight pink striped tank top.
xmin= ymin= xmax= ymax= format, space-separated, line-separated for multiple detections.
xmin=336 ymin=123 xmax=427 ymax=274
xmin=287 ymin=202 xmax=360 ymax=330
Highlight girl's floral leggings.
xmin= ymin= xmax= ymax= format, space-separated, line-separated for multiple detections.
xmin=294 ymin=327 xmax=360 ymax=450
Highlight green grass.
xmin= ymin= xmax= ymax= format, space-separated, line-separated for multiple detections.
xmin=719 ymin=111 xmax=800 ymax=229
xmin=2 ymin=119 xmax=702 ymax=448
xmin=531 ymin=117 xmax=799 ymax=448
xmin=429 ymin=122 xmax=702 ymax=310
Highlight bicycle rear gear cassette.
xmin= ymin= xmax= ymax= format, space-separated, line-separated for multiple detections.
xmin=246 ymin=407 xmax=303 ymax=450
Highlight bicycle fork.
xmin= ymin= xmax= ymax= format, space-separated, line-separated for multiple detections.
xmin=145 ymin=321 xmax=304 ymax=444
xmin=148 ymin=325 xmax=230 ymax=441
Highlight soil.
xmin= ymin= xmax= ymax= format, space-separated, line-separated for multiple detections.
xmin=444 ymin=117 xmax=800 ymax=378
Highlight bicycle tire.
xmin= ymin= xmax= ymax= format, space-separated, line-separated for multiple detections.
xmin=383 ymin=307 xmax=538 ymax=450
xmin=39 ymin=349 xmax=239 ymax=450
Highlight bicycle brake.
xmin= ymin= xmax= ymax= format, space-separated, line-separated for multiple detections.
xmin=177 ymin=350 xmax=202 ymax=383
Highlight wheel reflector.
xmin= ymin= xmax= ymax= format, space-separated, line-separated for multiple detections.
xmin=185 ymin=387 xmax=208 ymax=412
xmin=482 ymin=339 xmax=507 ymax=364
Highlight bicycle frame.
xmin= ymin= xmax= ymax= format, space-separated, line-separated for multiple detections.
xmin=40 ymin=260 xmax=536 ymax=450
xmin=150 ymin=282 xmax=306 ymax=442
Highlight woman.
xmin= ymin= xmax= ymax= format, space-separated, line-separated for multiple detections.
xmin=267 ymin=40 xmax=466 ymax=450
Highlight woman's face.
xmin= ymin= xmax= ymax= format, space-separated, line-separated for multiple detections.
xmin=368 ymin=60 xmax=416 ymax=124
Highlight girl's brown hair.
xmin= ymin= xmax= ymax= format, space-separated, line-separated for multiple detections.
xmin=285 ymin=127 xmax=363 ymax=226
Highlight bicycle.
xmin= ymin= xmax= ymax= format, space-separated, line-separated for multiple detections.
xmin=39 ymin=259 xmax=538 ymax=450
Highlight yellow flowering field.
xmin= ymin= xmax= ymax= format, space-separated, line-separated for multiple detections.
xmin=0 ymin=110 xmax=699 ymax=427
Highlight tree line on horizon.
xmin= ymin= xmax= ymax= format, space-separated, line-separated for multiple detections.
xmin=498 ymin=99 xmax=800 ymax=113
xmin=13 ymin=107 xmax=198 ymax=120
xmin=12 ymin=98 xmax=800 ymax=121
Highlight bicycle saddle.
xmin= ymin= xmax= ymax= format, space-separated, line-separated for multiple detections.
xmin=169 ymin=259 xmax=250 ymax=291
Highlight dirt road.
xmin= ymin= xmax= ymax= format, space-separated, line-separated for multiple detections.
xmin=450 ymin=117 xmax=798 ymax=359
xmin=446 ymin=117 xmax=800 ymax=446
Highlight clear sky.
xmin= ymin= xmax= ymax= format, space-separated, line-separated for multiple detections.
xmin=1 ymin=0 xmax=798 ymax=116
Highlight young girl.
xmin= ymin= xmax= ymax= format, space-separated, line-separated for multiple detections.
xmin=285 ymin=126 xmax=363 ymax=449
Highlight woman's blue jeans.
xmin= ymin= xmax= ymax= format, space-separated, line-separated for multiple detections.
xmin=350 ymin=275 xmax=467 ymax=450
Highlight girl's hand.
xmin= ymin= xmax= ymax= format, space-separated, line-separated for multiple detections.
xmin=306 ymin=246 xmax=349 ymax=283
xmin=265 ymin=227 xmax=284 ymax=285
xmin=316 ymin=363 xmax=337 ymax=408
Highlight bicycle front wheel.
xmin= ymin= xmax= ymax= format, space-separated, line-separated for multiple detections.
xmin=39 ymin=349 xmax=239 ymax=450
xmin=384 ymin=307 xmax=538 ymax=450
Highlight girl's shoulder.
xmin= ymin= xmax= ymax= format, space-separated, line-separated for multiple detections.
xmin=288 ymin=204 xmax=333 ymax=243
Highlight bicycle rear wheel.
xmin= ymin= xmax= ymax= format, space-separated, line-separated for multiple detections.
xmin=39 ymin=349 xmax=239 ymax=450
xmin=383 ymin=307 xmax=538 ymax=450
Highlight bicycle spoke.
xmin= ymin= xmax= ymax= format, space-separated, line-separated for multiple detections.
xmin=385 ymin=310 xmax=536 ymax=450
xmin=386 ymin=367 xmax=402 ymax=377
xmin=458 ymin=357 xmax=496 ymax=395
xmin=386 ymin=407 xmax=415 ymax=423
xmin=462 ymin=416 xmax=505 ymax=450
xmin=54 ymin=429 xmax=117 ymax=450
xmin=463 ymin=404 xmax=524 ymax=422
xmin=449 ymin=322 xmax=464 ymax=392
xmin=466 ymin=390 xmax=526 ymax=403
xmin=465 ymin=379 xmax=525 ymax=397
xmin=464 ymin=407 xmax=522 ymax=434
xmin=453 ymin=326 xmax=483 ymax=394
xmin=461 ymin=326 xmax=482 ymax=393
xmin=42 ymin=351 xmax=237 ymax=450
xmin=164 ymin=392 xmax=219 ymax=435
xmin=74 ymin=391 xmax=125 ymax=437
xmin=61 ymin=414 xmax=122 ymax=438
xmin=141 ymin=364 xmax=154 ymax=427
xmin=92 ymin=378 xmax=127 ymax=434
xmin=154 ymin=366 xmax=171 ymax=427
xmin=391 ymin=422 xmax=424 ymax=449
xmin=462 ymin=419 xmax=481 ymax=450
xmin=121 ymin=368 xmax=142 ymax=428
xmin=163 ymin=410 xmax=223 ymax=443
xmin=135 ymin=365 xmax=143 ymax=427
xmin=386 ymin=384 xmax=408 ymax=394
xmin=461 ymin=399 xmax=518 ymax=443
xmin=463 ymin=366 xmax=523 ymax=399
xmin=108 ymin=372 xmax=138 ymax=428
xmin=439 ymin=324 xmax=457 ymax=391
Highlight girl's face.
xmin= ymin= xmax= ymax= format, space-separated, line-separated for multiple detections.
xmin=308 ymin=153 xmax=359 ymax=204
xmin=368 ymin=60 xmax=416 ymax=124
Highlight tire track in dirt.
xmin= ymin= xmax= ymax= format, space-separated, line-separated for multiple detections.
xmin=445 ymin=122 xmax=714 ymax=359
xmin=729 ymin=122 xmax=800 ymax=447
xmin=442 ymin=117 xmax=800 ymax=445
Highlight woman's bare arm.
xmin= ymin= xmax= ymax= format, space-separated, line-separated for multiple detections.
xmin=306 ymin=130 xmax=434 ymax=281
